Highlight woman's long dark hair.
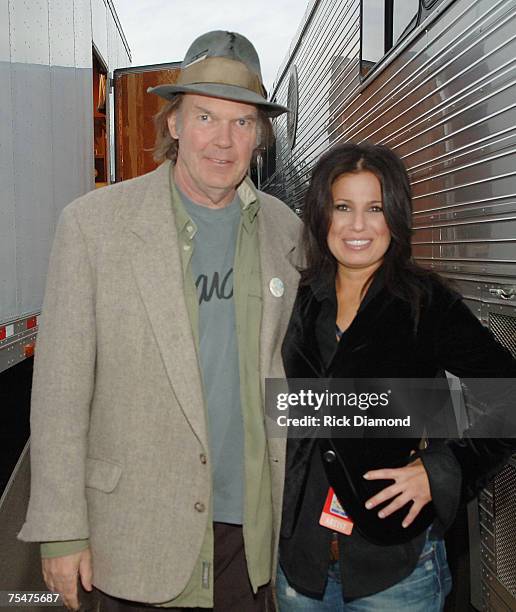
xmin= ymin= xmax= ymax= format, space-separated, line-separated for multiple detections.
xmin=302 ymin=142 xmax=440 ymax=321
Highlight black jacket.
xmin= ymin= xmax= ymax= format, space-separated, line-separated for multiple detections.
xmin=279 ymin=272 xmax=516 ymax=599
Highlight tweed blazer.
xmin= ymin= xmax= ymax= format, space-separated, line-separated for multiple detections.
xmin=18 ymin=161 xmax=302 ymax=603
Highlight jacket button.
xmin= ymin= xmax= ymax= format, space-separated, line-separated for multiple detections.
xmin=200 ymin=454 xmax=207 ymax=464
xmin=323 ymin=450 xmax=336 ymax=463
xmin=194 ymin=502 xmax=205 ymax=513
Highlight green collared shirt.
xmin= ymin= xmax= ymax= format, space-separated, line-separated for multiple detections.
xmin=42 ymin=171 xmax=273 ymax=607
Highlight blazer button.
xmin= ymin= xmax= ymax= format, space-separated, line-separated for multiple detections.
xmin=323 ymin=450 xmax=336 ymax=463
xmin=200 ymin=454 xmax=207 ymax=464
xmin=194 ymin=502 xmax=205 ymax=513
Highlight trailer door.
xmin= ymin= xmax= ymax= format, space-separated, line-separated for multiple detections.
xmin=114 ymin=63 xmax=180 ymax=182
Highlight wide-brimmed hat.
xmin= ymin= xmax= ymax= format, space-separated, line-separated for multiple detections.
xmin=147 ymin=30 xmax=288 ymax=117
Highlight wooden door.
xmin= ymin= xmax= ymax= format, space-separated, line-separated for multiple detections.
xmin=114 ymin=63 xmax=180 ymax=181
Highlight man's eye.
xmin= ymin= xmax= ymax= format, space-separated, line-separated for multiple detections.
xmin=199 ymin=114 xmax=209 ymax=121
xmin=237 ymin=118 xmax=249 ymax=126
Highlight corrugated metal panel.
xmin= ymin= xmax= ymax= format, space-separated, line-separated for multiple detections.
xmin=267 ymin=0 xmax=516 ymax=290
xmin=269 ymin=4 xmax=516 ymax=609
xmin=269 ymin=0 xmax=361 ymax=210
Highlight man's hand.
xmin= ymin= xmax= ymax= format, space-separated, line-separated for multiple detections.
xmin=363 ymin=457 xmax=431 ymax=528
xmin=42 ymin=547 xmax=93 ymax=611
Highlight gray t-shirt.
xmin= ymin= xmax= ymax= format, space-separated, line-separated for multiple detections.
xmin=180 ymin=190 xmax=244 ymax=525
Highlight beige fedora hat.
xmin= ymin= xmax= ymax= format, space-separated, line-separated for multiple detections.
xmin=147 ymin=30 xmax=288 ymax=118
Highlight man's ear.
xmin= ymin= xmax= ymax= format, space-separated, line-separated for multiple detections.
xmin=167 ymin=111 xmax=179 ymax=139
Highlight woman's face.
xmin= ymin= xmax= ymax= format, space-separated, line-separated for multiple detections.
xmin=327 ymin=170 xmax=391 ymax=276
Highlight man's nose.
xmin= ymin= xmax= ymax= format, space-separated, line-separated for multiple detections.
xmin=214 ymin=121 xmax=232 ymax=148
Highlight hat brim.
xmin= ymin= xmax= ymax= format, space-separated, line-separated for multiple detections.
xmin=148 ymin=82 xmax=288 ymax=118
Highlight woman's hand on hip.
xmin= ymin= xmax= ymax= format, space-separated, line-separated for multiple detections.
xmin=363 ymin=457 xmax=431 ymax=528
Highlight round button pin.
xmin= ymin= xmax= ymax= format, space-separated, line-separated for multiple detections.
xmin=269 ymin=277 xmax=284 ymax=298
xmin=323 ymin=450 xmax=336 ymax=463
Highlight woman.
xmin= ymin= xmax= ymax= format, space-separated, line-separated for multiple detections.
xmin=276 ymin=143 xmax=516 ymax=611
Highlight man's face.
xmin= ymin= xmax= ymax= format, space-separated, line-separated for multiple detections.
xmin=168 ymin=94 xmax=259 ymax=207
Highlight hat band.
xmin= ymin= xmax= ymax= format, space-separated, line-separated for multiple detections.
xmin=177 ymin=57 xmax=266 ymax=98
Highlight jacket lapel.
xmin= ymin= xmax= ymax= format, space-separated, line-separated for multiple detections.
xmin=124 ymin=162 xmax=207 ymax=446
xmin=258 ymin=204 xmax=300 ymax=386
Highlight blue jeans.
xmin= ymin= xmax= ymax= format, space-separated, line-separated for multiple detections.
xmin=276 ymin=534 xmax=452 ymax=611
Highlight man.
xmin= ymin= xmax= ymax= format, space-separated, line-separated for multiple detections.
xmin=19 ymin=31 xmax=302 ymax=611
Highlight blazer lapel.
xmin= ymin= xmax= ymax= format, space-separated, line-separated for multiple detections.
xmin=258 ymin=205 xmax=300 ymax=386
xmin=257 ymin=204 xmax=301 ymax=520
xmin=124 ymin=162 xmax=207 ymax=446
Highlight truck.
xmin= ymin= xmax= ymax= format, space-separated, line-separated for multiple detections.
xmin=264 ymin=0 xmax=516 ymax=610
xmin=1 ymin=0 xmax=131 ymax=377
xmin=0 ymin=0 xmax=132 ymax=594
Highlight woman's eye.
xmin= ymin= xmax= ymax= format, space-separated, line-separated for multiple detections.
xmin=335 ymin=204 xmax=349 ymax=211
xmin=370 ymin=206 xmax=383 ymax=212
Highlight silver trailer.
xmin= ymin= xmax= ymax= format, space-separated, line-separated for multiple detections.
xmin=0 ymin=0 xmax=130 ymax=596
xmin=0 ymin=0 xmax=130 ymax=374
xmin=265 ymin=1 xmax=516 ymax=610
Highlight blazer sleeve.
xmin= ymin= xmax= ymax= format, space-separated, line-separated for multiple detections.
xmin=420 ymin=294 xmax=516 ymax=533
xmin=18 ymin=205 xmax=96 ymax=542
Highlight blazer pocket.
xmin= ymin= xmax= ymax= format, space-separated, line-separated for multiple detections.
xmin=85 ymin=457 xmax=123 ymax=493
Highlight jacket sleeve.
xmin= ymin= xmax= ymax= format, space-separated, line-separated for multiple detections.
xmin=41 ymin=540 xmax=89 ymax=559
xmin=18 ymin=205 xmax=96 ymax=542
xmin=420 ymin=295 xmax=516 ymax=532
